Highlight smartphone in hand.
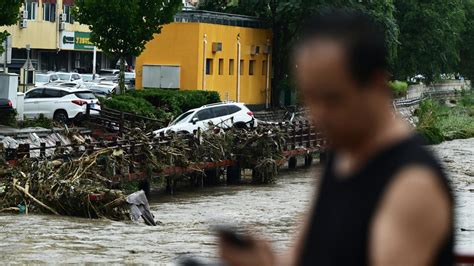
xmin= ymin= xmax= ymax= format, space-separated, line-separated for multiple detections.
xmin=213 ymin=225 xmax=255 ymax=249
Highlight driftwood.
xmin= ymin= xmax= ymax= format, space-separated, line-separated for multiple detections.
xmin=13 ymin=179 xmax=59 ymax=215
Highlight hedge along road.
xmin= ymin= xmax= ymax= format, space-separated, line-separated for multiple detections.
xmin=0 ymin=138 xmax=472 ymax=264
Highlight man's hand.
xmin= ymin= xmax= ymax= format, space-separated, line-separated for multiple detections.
xmin=219 ymin=234 xmax=275 ymax=266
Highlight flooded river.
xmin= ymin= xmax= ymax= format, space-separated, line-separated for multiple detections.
xmin=0 ymin=138 xmax=473 ymax=264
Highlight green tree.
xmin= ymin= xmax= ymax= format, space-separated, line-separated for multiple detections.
xmin=73 ymin=0 xmax=182 ymax=92
xmin=394 ymin=0 xmax=465 ymax=82
xmin=198 ymin=0 xmax=232 ymax=12
xmin=0 ymin=0 xmax=23 ymax=54
xmin=459 ymin=0 xmax=474 ymax=81
xmin=201 ymin=0 xmax=398 ymax=107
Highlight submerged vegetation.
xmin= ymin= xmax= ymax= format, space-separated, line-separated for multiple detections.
xmin=416 ymin=91 xmax=474 ymax=144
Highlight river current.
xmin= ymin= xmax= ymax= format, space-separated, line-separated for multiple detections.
xmin=0 ymin=138 xmax=472 ymax=264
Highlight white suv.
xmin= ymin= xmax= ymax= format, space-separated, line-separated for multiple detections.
xmin=24 ymin=86 xmax=100 ymax=123
xmin=56 ymin=72 xmax=83 ymax=85
xmin=35 ymin=73 xmax=59 ymax=87
xmin=153 ymin=102 xmax=256 ymax=135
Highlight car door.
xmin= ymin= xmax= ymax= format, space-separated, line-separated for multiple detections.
xmin=209 ymin=106 xmax=231 ymax=128
xmin=37 ymin=89 xmax=62 ymax=118
xmin=23 ymin=88 xmax=44 ymax=119
xmin=191 ymin=108 xmax=215 ymax=132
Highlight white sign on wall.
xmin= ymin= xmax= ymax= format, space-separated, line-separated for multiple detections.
xmin=60 ymin=31 xmax=75 ymax=50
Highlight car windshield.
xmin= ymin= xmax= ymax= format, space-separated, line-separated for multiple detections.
xmin=58 ymin=73 xmax=70 ymax=80
xmin=35 ymin=75 xmax=49 ymax=82
xmin=82 ymin=75 xmax=93 ymax=81
xmin=74 ymin=91 xmax=96 ymax=100
xmin=170 ymin=111 xmax=194 ymax=126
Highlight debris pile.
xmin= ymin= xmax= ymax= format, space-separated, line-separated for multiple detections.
xmin=0 ymin=124 xmax=288 ymax=219
xmin=0 ymin=148 xmax=129 ymax=220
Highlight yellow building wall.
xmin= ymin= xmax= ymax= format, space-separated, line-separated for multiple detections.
xmin=136 ymin=22 xmax=272 ymax=106
xmin=0 ymin=0 xmax=91 ymax=50
xmin=136 ymin=23 xmax=201 ymax=91
xmin=197 ymin=23 xmax=271 ymax=105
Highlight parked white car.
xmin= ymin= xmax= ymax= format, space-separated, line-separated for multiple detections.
xmin=35 ymin=73 xmax=59 ymax=87
xmin=24 ymin=86 xmax=100 ymax=123
xmin=85 ymin=82 xmax=118 ymax=97
xmin=56 ymin=72 xmax=83 ymax=84
xmin=81 ymin=74 xmax=101 ymax=82
xmin=153 ymin=102 xmax=256 ymax=135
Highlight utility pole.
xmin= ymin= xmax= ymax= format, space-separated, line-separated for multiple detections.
xmin=3 ymin=41 xmax=6 ymax=74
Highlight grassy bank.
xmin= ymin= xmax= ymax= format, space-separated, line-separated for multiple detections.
xmin=416 ymin=91 xmax=474 ymax=144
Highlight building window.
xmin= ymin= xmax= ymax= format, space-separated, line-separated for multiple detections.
xmin=262 ymin=60 xmax=267 ymax=75
xmin=240 ymin=60 xmax=244 ymax=75
xmin=43 ymin=3 xmax=56 ymax=22
xmin=229 ymin=59 xmax=234 ymax=75
xmin=63 ymin=5 xmax=74 ymax=23
xmin=249 ymin=60 xmax=255 ymax=75
xmin=25 ymin=0 xmax=38 ymax=20
xmin=218 ymin=59 xmax=224 ymax=75
xmin=206 ymin=58 xmax=213 ymax=75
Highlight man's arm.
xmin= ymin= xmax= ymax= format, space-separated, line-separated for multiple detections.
xmin=370 ymin=166 xmax=451 ymax=266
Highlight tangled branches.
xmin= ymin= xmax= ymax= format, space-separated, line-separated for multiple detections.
xmin=0 ymin=148 xmax=128 ymax=220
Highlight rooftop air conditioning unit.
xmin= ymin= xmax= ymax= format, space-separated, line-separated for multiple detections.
xmin=59 ymin=13 xmax=67 ymax=22
xmin=19 ymin=10 xmax=28 ymax=19
xmin=262 ymin=45 xmax=271 ymax=55
xmin=212 ymin=42 xmax=223 ymax=53
xmin=19 ymin=19 xmax=28 ymax=29
xmin=251 ymin=45 xmax=260 ymax=55
xmin=59 ymin=22 xmax=66 ymax=31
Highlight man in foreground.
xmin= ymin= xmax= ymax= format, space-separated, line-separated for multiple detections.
xmin=219 ymin=9 xmax=453 ymax=266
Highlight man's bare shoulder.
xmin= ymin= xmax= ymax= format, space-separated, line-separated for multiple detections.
xmin=370 ymin=166 xmax=452 ymax=266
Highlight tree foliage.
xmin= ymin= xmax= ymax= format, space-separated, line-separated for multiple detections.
xmin=0 ymin=0 xmax=23 ymax=54
xmin=198 ymin=0 xmax=232 ymax=12
xmin=460 ymin=0 xmax=474 ymax=81
xmin=199 ymin=0 xmax=398 ymax=106
xmin=73 ymin=0 xmax=182 ymax=92
xmin=393 ymin=0 xmax=465 ymax=81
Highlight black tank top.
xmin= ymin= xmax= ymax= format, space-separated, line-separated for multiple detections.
xmin=299 ymin=134 xmax=454 ymax=265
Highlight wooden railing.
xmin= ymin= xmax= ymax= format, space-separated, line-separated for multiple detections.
xmin=1 ymin=120 xmax=325 ymax=165
xmin=85 ymin=105 xmax=163 ymax=135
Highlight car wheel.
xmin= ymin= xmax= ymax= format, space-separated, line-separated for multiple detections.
xmin=233 ymin=122 xmax=248 ymax=130
xmin=53 ymin=110 xmax=68 ymax=124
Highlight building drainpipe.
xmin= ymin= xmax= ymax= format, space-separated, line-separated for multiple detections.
xmin=202 ymin=33 xmax=207 ymax=91
xmin=92 ymin=46 xmax=97 ymax=79
xmin=236 ymin=34 xmax=241 ymax=102
xmin=56 ymin=2 xmax=60 ymax=54
xmin=265 ymin=39 xmax=271 ymax=109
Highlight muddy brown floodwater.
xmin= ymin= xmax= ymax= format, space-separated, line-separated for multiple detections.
xmin=0 ymin=138 xmax=473 ymax=264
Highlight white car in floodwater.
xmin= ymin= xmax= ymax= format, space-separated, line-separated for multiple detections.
xmin=153 ymin=102 xmax=257 ymax=135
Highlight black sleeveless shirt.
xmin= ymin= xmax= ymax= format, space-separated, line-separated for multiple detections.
xmin=299 ymin=135 xmax=454 ymax=265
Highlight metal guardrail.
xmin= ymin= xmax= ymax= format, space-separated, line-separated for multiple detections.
xmin=394 ymin=89 xmax=463 ymax=108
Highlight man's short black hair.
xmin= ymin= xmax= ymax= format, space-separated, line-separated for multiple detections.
xmin=298 ymin=9 xmax=389 ymax=86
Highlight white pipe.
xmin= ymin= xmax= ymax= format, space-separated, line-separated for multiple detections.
xmin=202 ymin=33 xmax=207 ymax=90
xmin=92 ymin=46 xmax=97 ymax=79
xmin=236 ymin=34 xmax=241 ymax=102
xmin=265 ymin=52 xmax=270 ymax=109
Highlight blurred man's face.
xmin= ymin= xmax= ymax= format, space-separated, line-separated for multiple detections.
xmin=295 ymin=39 xmax=385 ymax=150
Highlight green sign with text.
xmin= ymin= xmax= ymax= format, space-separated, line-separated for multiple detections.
xmin=61 ymin=31 xmax=94 ymax=51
